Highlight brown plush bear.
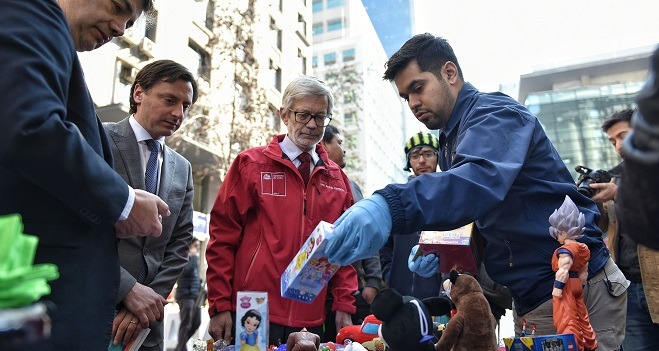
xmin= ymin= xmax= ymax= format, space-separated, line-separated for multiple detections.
xmin=285 ymin=328 xmax=321 ymax=351
xmin=435 ymin=270 xmax=498 ymax=351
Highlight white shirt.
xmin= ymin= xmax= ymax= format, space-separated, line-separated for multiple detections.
xmin=279 ymin=135 xmax=319 ymax=174
xmin=129 ymin=116 xmax=165 ymax=193
xmin=117 ymin=117 xmax=165 ymax=221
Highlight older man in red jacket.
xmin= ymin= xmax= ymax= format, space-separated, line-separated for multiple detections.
xmin=206 ymin=75 xmax=358 ymax=346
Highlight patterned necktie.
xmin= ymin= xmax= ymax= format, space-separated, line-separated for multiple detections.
xmin=144 ymin=139 xmax=160 ymax=194
xmin=297 ymin=152 xmax=312 ymax=185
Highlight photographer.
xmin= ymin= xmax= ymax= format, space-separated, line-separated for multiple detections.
xmin=595 ymin=109 xmax=659 ymax=350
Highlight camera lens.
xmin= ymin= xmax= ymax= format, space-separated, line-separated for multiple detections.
xmin=577 ymin=179 xmax=595 ymax=197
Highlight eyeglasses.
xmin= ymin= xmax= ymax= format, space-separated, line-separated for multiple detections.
xmin=289 ymin=109 xmax=332 ymax=127
xmin=409 ymin=150 xmax=437 ymax=161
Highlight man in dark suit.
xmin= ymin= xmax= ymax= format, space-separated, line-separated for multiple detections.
xmin=105 ymin=60 xmax=197 ymax=350
xmin=0 ymin=1 xmax=169 ymax=350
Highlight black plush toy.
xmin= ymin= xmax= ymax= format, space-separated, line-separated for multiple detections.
xmin=370 ymin=288 xmax=452 ymax=351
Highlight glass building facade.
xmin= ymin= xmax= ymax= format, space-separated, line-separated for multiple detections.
xmin=361 ymin=0 xmax=413 ymax=58
xmin=524 ymin=81 xmax=644 ymax=179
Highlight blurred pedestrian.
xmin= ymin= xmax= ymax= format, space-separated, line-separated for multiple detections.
xmin=175 ymin=238 xmax=203 ymax=351
xmin=320 ymin=125 xmax=382 ymax=339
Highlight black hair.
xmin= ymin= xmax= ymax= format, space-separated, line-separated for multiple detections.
xmin=601 ymin=108 xmax=635 ymax=132
xmin=383 ymin=33 xmax=463 ymax=82
xmin=240 ymin=309 xmax=262 ymax=328
xmin=323 ymin=124 xmax=340 ymax=143
xmin=129 ymin=59 xmax=198 ymax=114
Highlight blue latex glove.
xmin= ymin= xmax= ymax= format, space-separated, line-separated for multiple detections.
xmin=324 ymin=194 xmax=392 ymax=266
xmin=408 ymin=245 xmax=439 ymax=278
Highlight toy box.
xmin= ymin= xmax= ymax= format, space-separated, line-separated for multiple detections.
xmin=281 ymin=221 xmax=340 ymax=303
xmin=503 ymin=334 xmax=577 ymax=351
xmin=418 ymin=223 xmax=478 ymax=274
xmin=236 ymin=291 xmax=268 ymax=351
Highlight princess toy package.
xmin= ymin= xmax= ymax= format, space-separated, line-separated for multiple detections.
xmin=281 ymin=221 xmax=340 ymax=303
xmin=235 ymin=291 xmax=268 ymax=351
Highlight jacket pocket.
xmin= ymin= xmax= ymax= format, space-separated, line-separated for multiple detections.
xmin=240 ymin=228 xmax=264 ymax=289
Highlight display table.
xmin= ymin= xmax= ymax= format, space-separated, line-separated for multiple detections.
xmin=0 ymin=302 xmax=51 ymax=349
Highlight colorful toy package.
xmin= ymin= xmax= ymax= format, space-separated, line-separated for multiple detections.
xmin=281 ymin=221 xmax=340 ymax=303
xmin=418 ymin=223 xmax=478 ymax=274
xmin=235 ymin=291 xmax=268 ymax=351
xmin=503 ymin=334 xmax=577 ymax=351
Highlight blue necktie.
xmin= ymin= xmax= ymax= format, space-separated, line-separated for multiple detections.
xmin=145 ymin=139 xmax=160 ymax=195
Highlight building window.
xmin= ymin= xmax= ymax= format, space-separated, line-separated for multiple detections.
xmin=312 ymin=0 xmax=323 ymax=12
xmin=312 ymin=22 xmax=323 ymax=35
xmin=327 ymin=18 xmax=343 ymax=32
xmin=312 ymin=56 xmax=318 ymax=68
xmin=271 ymin=17 xmax=282 ymax=50
xmin=299 ymin=49 xmax=307 ymax=75
xmin=144 ymin=10 xmax=157 ymax=41
xmin=298 ymin=14 xmax=307 ymax=36
xmin=189 ymin=40 xmax=211 ymax=81
xmin=268 ymin=105 xmax=281 ymax=131
xmin=206 ymin=1 xmax=215 ymax=30
xmin=342 ymin=48 xmax=355 ymax=61
xmin=271 ymin=60 xmax=282 ymax=91
xmin=324 ymin=52 xmax=336 ymax=65
xmin=327 ymin=0 xmax=344 ymax=9
xmin=344 ymin=112 xmax=356 ymax=127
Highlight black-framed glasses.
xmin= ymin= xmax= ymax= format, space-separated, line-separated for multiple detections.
xmin=289 ymin=109 xmax=332 ymax=127
xmin=409 ymin=150 xmax=437 ymax=161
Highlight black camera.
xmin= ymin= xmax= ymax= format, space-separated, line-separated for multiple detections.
xmin=575 ymin=165 xmax=613 ymax=198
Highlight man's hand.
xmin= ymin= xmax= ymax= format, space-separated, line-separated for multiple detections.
xmin=361 ymin=287 xmax=377 ymax=305
xmin=112 ymin=308 xmax=143 ymax=346
xmin=209 ymin=310 xmax=233 ymax=343
xmin=123 ymin=282 xmax=167 ymax=328
xmin=335 ymin=310 xmax=352 ymax=333
xmin=408 ymin=245 xmax=439 ymax=278
xmin=115 ymin=189 xmax=170 ymax=239
xmin=590 ymin=182 xmax=618 ymax=203
xmin=324 ymin=194 xmax=392 ymax=266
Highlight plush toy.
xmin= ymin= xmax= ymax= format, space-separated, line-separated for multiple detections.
xmin=285 ymin=328 xmax=321 ymax=351
xmin=370 ymin=288 xmax=452 ymax=351
xmin=435 ymin=270 xmax=498 ymax=351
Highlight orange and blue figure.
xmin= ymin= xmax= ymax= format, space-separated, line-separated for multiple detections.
xmin=549 ymin=196 xmax=597 ymax=351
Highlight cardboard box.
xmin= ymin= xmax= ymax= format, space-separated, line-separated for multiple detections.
xmin=281 ymin=221 xmax=340 ymax=303
xmin=418 ymin=223 xmax=478 ymax=274
xmin=235 ymin=291 xmax=268 ymax=351
xmin=503 ymin=334 xmax=577 ymax=351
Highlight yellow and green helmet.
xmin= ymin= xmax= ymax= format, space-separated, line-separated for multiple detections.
xmin=404 ymin=132 xmax=439 ymax=171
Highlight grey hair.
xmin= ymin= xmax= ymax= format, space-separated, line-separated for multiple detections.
xmin=548 ymin=196 xmax=585 ymax=240
xmin=281 ymin=75 xmax=334 ymax=116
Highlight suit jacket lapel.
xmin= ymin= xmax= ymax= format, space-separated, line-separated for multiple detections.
xmin=113 ymin=118 xmax=145 ymax=189
xmin=158 ymin=146 xmax=176 ymax=201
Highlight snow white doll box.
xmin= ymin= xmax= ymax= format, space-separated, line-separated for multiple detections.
xmin=281 ymin=221 xmax=340 ymax=303
xmin=235 ymin=291 xmax=268 ymax=351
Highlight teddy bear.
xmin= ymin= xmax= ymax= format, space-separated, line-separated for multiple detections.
xmin=370 ymin=288 xmax=452 ymax=351
xmin=285 ymin=328 xmax=321 ymax=351
xmin=435 ymin=270 xmax=498 ymax=351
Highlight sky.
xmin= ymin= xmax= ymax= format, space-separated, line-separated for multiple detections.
xmin=413 ymin=0 xmax=659 ymax=93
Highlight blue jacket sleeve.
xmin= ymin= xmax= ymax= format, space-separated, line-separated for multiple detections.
xmin=378 ymin=103 xmax=536 ymax=234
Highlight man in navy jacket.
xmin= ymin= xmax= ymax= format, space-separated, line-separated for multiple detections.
xmin=325 ymin=33 xmax=627 ymax=350
xmin=0 ymin=0 xmax=168 ymax=349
